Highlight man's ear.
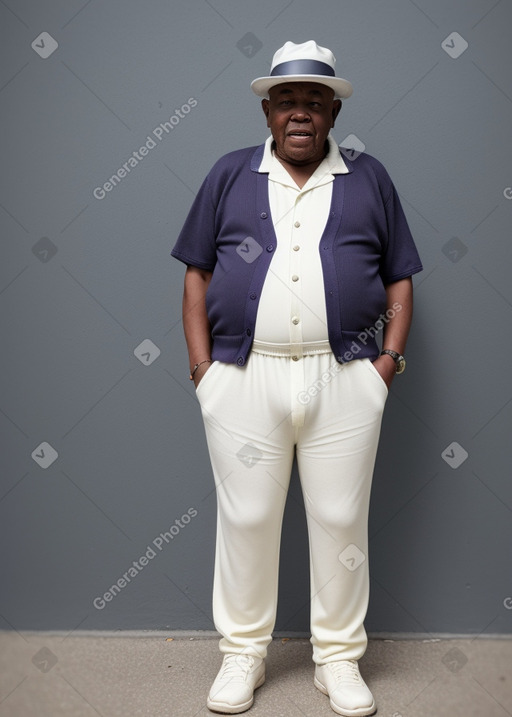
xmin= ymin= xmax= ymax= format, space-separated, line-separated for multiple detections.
xmin=261 ymin=98 xmax=270 ymax=127
xmin=331 ymin=99 xmax=342 ymax=127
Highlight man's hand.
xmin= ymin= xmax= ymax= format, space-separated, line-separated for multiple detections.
xmin=193 ymin=361 xmax=212 ymax=389
xmin=371 ymin=354 xmax=396 ymax=390
xmin=183 ymin=266 xmax=213 ymax=387
xmin=375 ymin=276 xmax=414 ymax=389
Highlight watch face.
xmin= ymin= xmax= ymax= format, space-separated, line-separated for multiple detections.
xmin=396 ymin=357 xmax=406 ymax=374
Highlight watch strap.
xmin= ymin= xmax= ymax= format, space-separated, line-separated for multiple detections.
xmin=380 ymin=349 xmax=400 ymax=362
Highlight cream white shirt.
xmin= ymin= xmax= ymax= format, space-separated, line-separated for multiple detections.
xmin=253 ymin=134 xmax=349 ymax=344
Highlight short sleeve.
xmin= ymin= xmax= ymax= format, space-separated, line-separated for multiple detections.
xmin=171 ymin=174 xmax=217 ymax=271
xmin=379 ymin=180 xmax=423 ymax=284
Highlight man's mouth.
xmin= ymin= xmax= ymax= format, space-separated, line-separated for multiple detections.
xmin=287 ymin=130 xmax=313 ymax=137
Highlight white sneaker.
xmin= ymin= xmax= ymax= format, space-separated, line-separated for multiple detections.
xmin=207 ymin=653 xmax=265 ymax=714
xmin=314 ymin=660 xmax=376 ymax=716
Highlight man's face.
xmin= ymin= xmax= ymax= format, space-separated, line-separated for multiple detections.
xmin=261 ymin=82 xmax=341 ymax=166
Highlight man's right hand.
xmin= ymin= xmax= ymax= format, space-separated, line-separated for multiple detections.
xmin=193 ymin=360 xmax=212 ymax=389
xmin=183 ymin=265 xmax=214 ymax=390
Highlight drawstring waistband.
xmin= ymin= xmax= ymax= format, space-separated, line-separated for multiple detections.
xmin=251 ymin=339 xmax=332 ymax=358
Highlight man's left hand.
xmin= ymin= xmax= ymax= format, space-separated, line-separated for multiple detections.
xmin=371 ymin=355 xmax=396 ymax=390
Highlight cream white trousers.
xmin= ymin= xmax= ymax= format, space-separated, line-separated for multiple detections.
xmin=195 ymin=343 xmax=388 ymax=665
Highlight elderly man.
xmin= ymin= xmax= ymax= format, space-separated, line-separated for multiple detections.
xmin=172 ymin=41 xmax=422 ymax=716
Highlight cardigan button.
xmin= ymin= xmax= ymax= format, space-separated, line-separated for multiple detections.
xmin=260 ymin=212 xmax=268 ymax=219
xmin=246 ymin=328 xmax=252 ymax=336
xmin=250 ymin=292 xmax=257 ymax=300
xmin=237 ymin=357 xmax=245 ymax=366
xmin=266 ymin=244 xmax=274 ymax=252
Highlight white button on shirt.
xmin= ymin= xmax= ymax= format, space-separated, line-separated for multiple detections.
xmin=253 ymin=134 xmax=349 ymax=344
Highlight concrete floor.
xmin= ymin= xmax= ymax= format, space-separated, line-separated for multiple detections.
xmin=0 ymin=632 xmax=511 ymax=717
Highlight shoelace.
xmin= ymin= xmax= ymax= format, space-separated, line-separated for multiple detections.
xmin=327 ymin=660 xmax=363 ymax=685
xmin=218 ymin=654 xmax=255 ymax=683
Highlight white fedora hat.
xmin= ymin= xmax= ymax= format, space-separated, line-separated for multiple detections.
xmin=251 ymin=40 xmax=353 ymax=99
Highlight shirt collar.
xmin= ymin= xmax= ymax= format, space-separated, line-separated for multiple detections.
xmin=257 ymin=133 xmax=349 ymax=176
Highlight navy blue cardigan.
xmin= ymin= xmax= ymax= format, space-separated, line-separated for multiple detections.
xmin=171 ymin=144 xmax=422 ymax=366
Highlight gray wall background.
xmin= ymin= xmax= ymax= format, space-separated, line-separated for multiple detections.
xmin=1 ymin=0 xmax=511 ymax=638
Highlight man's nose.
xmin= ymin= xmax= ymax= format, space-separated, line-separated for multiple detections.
xmin=290 ymin=108 xmax=311 ymax=121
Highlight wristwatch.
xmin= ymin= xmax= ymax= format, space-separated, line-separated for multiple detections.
xmin=380 ymin=349 xmax=406 ymax=374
